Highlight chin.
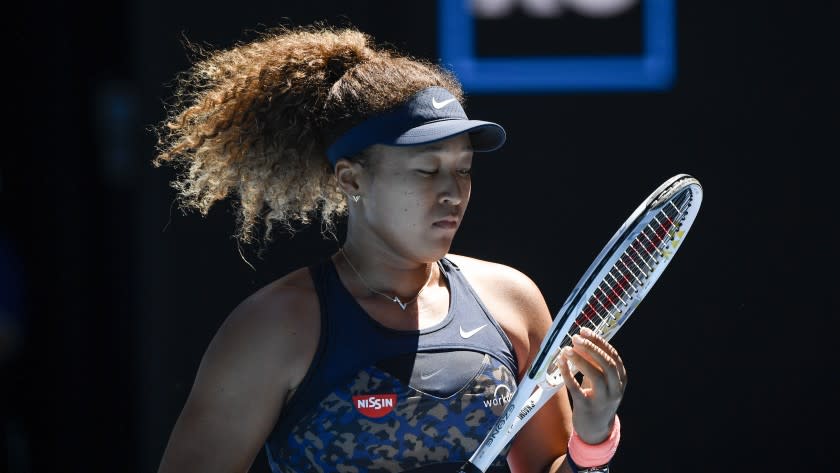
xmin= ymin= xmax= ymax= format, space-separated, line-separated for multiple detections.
xmin=420 ymin=239 xmax=454 ymax=262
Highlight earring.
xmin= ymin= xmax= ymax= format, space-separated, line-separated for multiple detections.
xmin=352 ymin=195 xmax=360 ymax=202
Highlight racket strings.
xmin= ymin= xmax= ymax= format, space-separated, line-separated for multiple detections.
xmin=569 ymin=189 xmax=694 ymax=339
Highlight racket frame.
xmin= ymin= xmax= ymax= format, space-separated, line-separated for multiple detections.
xmin=462 ymin=174 xmax=702 ymax=471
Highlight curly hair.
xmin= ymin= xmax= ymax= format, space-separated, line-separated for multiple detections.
xmin=152 ymin=24 xmax=464 ymax=244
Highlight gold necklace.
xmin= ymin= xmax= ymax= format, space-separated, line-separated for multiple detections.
xmin=338 ymin=247 xmax=434 ymax=310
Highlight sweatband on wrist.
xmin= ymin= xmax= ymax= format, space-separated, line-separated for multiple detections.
xmin=567 ymin=415 xmax=621 ymax=468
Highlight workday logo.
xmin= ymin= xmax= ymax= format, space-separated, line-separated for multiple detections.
xmin=484 ymin=384 xmax=514 ymax=408
xmin=438 ymin=0 xmax=676 ymax=92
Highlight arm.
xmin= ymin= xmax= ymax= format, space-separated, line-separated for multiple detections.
xmin=157 ymin=281 xmax=320 ymax=473
xmin=501 ymin=269 xmax=574 ymax=473
xmin=480 ymin=266 xmax=627 ymax=473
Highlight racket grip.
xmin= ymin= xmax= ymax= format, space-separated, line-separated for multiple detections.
xmin=456 ymin=461 xmax=483 ymax=473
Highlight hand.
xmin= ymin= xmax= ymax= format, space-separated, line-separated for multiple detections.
xmin=557 ymin=327 xmax=627 ymax=444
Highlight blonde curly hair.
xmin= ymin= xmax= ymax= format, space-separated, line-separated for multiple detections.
xmin=152 ymin=24 xmax=464 ymax=244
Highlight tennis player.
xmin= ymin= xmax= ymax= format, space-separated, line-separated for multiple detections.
xmin=153 ymin=25 xmax=627 ymax=473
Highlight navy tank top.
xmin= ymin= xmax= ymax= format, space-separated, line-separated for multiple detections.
xmin=264 ymin=257 xmax=519 ymax=473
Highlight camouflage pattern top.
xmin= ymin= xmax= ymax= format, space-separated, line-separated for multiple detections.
xmin=264 ymin=258 xmax=520 ymax=473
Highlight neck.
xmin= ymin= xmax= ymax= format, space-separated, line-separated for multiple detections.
xmin=338 ymin=237 xmax=439 ymax=302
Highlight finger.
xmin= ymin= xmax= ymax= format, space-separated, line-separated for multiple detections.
xmin=567 ymin=343 xmax=609 ymax=395
xmin=579 ymin=328 xmax=627 ymax=388
xmin=579 ymin=328 xmax=622 ymax=367
xmin=616 ymin=352 xmax=628 ymax=387
xmin=557 ymin=348 xmax=584 ymax=400
xmin=572 ymin=333 xmax=621 ymax=393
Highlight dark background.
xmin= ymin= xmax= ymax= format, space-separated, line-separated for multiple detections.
xmin=3 ymin=1 xmax=829 ymax=472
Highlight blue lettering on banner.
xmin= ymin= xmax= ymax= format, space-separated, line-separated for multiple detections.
xmin=438 ymin=0 xmax=676 ymax=92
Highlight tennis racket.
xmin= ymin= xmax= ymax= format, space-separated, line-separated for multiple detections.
xmin=459 ymin=173 xmax=703 ymax=473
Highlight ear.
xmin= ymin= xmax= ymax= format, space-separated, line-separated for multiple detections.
xmin=334 ymin=158 xmax=364 ymax=196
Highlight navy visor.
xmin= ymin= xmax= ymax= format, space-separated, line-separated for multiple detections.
xmin=326 ymin=86 xmax=506 ymax=165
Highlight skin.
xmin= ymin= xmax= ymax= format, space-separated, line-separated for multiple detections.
xmin=157 ymin=134 xmax=627 ymax=473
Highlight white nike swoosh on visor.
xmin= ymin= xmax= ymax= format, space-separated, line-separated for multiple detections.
xmin=432 ymin=97 xmax=457 ymax=109
xmin=459 ymin=324 xmax=487 ymax=338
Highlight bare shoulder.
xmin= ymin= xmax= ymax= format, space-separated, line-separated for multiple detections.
xmin=157 ymin=266 xmax=321 ymax=473
xmin=186 ymin=265 xmax=322 ymax=419
xmin=213 ymin=266 xmax=320 ymax=390
xmin=223 ymin=266 xmax=319 ymax=341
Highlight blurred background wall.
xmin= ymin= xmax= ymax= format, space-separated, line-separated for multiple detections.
xmin=3 ymin=1 xmax=828 ymax=472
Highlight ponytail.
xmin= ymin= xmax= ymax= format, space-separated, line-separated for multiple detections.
xmin=152 ymin=24 xmax=463 ymax=244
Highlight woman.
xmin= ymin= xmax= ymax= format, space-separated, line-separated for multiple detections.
xmin=153 ymin=25 xmax=627 ymax=473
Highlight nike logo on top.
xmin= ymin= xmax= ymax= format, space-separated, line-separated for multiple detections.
xmin=432 ymin=97 xmax=457 ymax=109
xmin=419 ymin=367 xmax=445 ymax=380
xmin=459 ymin=324 xmax=487 ymax=339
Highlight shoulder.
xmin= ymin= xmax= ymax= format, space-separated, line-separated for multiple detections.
xmin=205 ymin=265 xmax=321 ymax=394
xmin=219 ymin=266 xmax=319 ymax=344
xmin=445 ymin=253 xmax=547 ymax=311
xmin=156 ymin=266 xmax=322 ymax=472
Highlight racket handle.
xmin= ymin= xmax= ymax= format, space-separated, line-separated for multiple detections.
xmin=456 ymin=461 xmax=483 ymax=473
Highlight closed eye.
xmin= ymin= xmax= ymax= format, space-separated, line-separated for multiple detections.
xmin=415 ymin=168 xmax=471 ymax=176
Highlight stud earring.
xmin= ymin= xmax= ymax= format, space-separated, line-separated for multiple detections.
xmin=352 ymin=195 xmax=360 ymax=202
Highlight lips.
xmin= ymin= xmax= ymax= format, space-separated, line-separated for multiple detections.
xmin=433 ymin=218 xmax=459 ymax=230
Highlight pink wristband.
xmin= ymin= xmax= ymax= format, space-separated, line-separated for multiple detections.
xmin=568 ymin=415 xmax=621 ymax=467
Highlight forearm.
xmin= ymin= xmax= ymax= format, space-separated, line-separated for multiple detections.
xmin=543 ymin=455 xmax=575 ymax=473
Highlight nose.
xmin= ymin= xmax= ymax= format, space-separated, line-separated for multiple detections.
xmin=440 ymin=193 xmax=461 ymax=206
xmin=438 ymin=172 xmax=468 ymax=206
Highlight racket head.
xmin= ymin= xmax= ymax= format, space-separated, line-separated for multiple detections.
xmin=463 ymin=174 xmax=703 ymax=472
xmin=532 ymin=173 xmax=703 ymax=381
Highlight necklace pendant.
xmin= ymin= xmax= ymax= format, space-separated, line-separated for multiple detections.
xmin=393 ymin=296 xmax=408 ymax=310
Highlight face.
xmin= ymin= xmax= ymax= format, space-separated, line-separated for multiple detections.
xmin=343 ymin=133 xmax=474 ymax=262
